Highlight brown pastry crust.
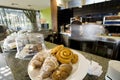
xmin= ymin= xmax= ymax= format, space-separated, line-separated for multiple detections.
xmin=56 ymin=48 xmax=73 ymax=64
xmin=52 ymin=64 xmax=72 ymax=80
xmin=38 ymin=56 xmax=59 ymax=79
xmin=31 ymin=53 xmax=46 ymax=69
xmin=36 ymin=43 xmax=42 ymax=51
xmin=71 ymin=54 xmax=78 ymax=64
xmin=31 ymin=59 xmax=43 ymax=68
xmin=51 ymin=45 xmax=64 ymax=56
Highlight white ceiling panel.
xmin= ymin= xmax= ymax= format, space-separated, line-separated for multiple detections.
xmin=0 ymin=0 xmax=50 ymax=10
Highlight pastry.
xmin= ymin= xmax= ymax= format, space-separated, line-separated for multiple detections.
xmin=31 ymin=52 xmax=46 ymax=69
xmin=31 ymin=59 xmax=43 ymax=69
xmin=71 ymin=54 xmax=78 ymax=64
xmin=38 ymin=56 xmax=59 ymax=79
xmin=36 ymin=43 xmax=42 ymax=51
xmin=52 ymin=64 xmax=72 ymax=80
xmin=56 ymin=48 xmax=73 ymax=64
xmin=19 ymin=43 xmax=42 ymax=57
xmin=51 ymin=45 xmax=64 ymax=55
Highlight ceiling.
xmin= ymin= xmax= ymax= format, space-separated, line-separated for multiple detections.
xmin=0 ymin=0 xmax=50 ymax=10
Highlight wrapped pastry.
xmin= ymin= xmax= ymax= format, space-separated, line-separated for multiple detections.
xmin=51 ymin=45 xmax=64 ymax=55
xmin=16 ymin=43 xmax=42 ymax=59
xmin=22 ymin=44 xmax=42 ymax=53
xmin=36 ymin=43 xmax=42 ymax=51
xmin=56 ymin=48 xmax=73 ymax=64
xmin=15 ymin=33 xmax=46 ymax=59
xmin=38 ymin=56 xmax=59 ymax=79
xmin=52 ymin=64 xmax=72 ymax=80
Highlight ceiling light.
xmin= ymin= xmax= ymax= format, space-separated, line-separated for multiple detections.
xmin=11 ymin=3 xmax=18 ymax=5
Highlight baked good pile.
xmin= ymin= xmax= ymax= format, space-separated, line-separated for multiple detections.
xmin=30 ymin=45 xmax=78 ymax=80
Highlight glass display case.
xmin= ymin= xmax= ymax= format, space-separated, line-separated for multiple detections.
xmin=103 ymin=15 xmax=120 ymax=33
xmin=103 ymin=15 xmax=120 ymax=26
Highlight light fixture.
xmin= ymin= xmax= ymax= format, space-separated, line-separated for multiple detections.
xmin=27 ymin=5 xmax=34 ymax=10
xmin=11 ymin=3 xmax=18 ymax=5
xmin=57 ymin=0 xmax=64 ymax=6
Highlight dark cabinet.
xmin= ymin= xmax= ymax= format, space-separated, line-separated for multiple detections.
xmin=69 ymin=38 xmax=120 ymax=60
xmin=58 ymin=8 xmax=73 ymax=32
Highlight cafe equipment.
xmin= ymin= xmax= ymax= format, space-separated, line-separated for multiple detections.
xmin=70 ymin=17 xmax=82 ymax=23
xmin=103 ymin=15 xmax=120 ymax=33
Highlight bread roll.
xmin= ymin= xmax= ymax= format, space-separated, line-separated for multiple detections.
xmin=52 ymin=64 xmax=72 ymax=80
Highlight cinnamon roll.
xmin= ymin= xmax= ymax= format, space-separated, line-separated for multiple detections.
xmin=71 ymin=54 xmax=78 ymax=64
xmin=56 ymin=48 xmax=73 ymax=64
xmin=51 ymin=45 xmax=64 ymax=56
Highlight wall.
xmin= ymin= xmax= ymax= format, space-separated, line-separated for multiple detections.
xmin=40 ymin=7 xmax=52 ymax=29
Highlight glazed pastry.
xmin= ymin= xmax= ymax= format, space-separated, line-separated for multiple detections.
xmin=38 ymin=56 xmax=59 ymax=79
xmin=71 ymin=54 xmax=78 ymax=64
xmin=56 ymin=48 xmax=73 ymax=64
xmin=52 ymin=64 xmax=72 ymax=80
xmin=51 ymin=45 xmax=64 ymax=55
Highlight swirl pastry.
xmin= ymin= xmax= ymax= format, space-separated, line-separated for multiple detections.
xmin=52 ymin=64 xmax=72 ymax=80
xmin=51 ymin=45 xmax=64 ymax=55
xmin=56 ymin=48 xmax=73 ymax=64
xmin=71 ymin=54 xmax=78 ymax=64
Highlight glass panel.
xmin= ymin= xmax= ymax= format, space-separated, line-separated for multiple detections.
xmin=0 ymin=8 xmax=40 ymax=32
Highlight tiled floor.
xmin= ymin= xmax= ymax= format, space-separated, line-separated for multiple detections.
xmin=0 ymin=54 xmax=14 ymax=80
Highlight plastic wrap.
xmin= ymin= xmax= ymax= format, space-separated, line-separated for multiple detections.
xmin=15 ymin=33 xmax=46 ymax=59
xmin=3 ymin=32 xmax=17 ymax=51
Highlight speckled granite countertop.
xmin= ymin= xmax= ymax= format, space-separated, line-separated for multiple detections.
xmin=3 ymin=42 xmax=110 ymax=80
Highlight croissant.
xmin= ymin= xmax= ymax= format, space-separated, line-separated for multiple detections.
xmin=56 ymin=48 xmax=73 ymax=64
xmin=52 ymin=64 xmax=72 ymax=80
xmin=31 ymin=52 xmax=47 ymax=69
xmin=38 ymin=56 xmax=59 ymax=79
xmin=51 ymin=45 xmax=64 ymax=55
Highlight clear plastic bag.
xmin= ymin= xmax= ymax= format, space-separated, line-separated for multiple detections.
xmin=15 ymin=33 xmax=46 ymax=59
xmin=3 ymin=32 xmax=17 ymax=51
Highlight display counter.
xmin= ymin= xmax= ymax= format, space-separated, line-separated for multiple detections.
xmin=2 ymin=42 xmax=110 ymax=80
xmin=60 ymin=33 xmax=120 ymax=60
